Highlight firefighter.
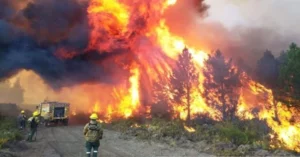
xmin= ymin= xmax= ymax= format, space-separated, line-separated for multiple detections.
xmin=18 ymin=110 xmax=27 ymax=130
xmin=26 ymin=111 xmax=40 ymax=142
xmin=83 ymin=113 xmax=103 ymax=157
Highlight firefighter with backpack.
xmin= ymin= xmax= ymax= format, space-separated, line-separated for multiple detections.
xmin=83 ymin=113 xmax=103 ymax=157
xmin=18 ymin=110 xmax=27 ymax=130
xmin=27 ymin=111 xmax=40 ymax=142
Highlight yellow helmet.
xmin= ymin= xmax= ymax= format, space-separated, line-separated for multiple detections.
xmin=21 ymin=110 xmax=25 ymax=114
xmin=90 ymin=113 xmax=98 ymax=120
xmin=33 ymin=111 xmax=39 ymax=117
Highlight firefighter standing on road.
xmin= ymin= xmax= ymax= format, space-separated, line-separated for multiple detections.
xmin=83 ymin=113 xmax=103 ymax=157
xmin=18 ymin=110 xmax=27 ymax=130
xmin=26 ymin=111 xmax=40 ymax=142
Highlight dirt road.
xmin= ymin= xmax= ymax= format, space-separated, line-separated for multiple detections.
xmin=17 ymin=125 xmax=214 ymax=157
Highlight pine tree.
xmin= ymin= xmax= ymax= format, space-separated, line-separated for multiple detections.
xmin=151 ymin=80 xmax=172 ymax=119
xmin=203 ymin=50 xmax=241 ymax=121
xmin=255 ymin=50 xmax=285 ymax=124
xmin=279 ymin=43 xmax=300 ymax=107
xmin=256 ymin=50 xmax=279 ymax=89
xmin=170 ymin=48 xmax=199 ymax=123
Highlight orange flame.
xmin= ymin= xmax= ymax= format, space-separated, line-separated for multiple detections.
xmin=71 ymin=110 xmax=77 ymax=116
xmin=81 ymin=0 xmax=300 ymax=152
xmin=184 ymin=125 xmax=196 ymax=133
xmin=4 ymin=0 xmax=299 ymax=152
xmin=237 ymin=77 xmax=300 ymax=152
xmin=166 ymin=0 xmax=177 ymax=6
xmin=93 ymin=102 xmax=100 ymax=113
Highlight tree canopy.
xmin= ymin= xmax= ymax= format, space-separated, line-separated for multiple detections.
xmin=171 ymin=48 xmax=199 ymax=122
xmin=256 ymin=50 xmax=279 ymax=89
xmin=279 ymin=43 xmax=300 ymax=107
xmin=203 ymin=50 xmax=241 ymax=121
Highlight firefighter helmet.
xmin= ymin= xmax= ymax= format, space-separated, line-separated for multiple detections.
xmin=90 ymin=113 xmax=98 ymax=120
xmin=33 ymin=111 xmax=39 ymax=117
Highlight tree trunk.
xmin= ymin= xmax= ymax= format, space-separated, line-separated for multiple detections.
xmin=221 ymin=83 xmax=227 ymax=121
xmin=187 ymin=85 xmax=191 ymax=124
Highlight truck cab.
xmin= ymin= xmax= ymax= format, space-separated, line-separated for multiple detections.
xmin=38 ymin=101 xmax=70 ymax=126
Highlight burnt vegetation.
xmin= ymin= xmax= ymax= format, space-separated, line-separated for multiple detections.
xmin=203 ymin=50 xmax=241 ymax=121
xmin=255 ymin=43 xmax=300 ymax=118
xmin=141 ymin=45 xmax=300 ymax=155
xmin=146 ymin=49 xmax=266 ymax=155
xmin=152 ymin=48 xmax=243 ymax=122
xmin=151 ymin=43 xmax=300 ymax=120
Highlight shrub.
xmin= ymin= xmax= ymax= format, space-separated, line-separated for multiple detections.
xmin=110 ymin=117 xmax=271 ymax=151
xmin=159 ymin=119 xmax=184 ymax=138
xmin=0 ymin=138 xmax=9 ymax=149
xmin=0 ymin=118 xmax=22 ymax=148
xmin=110 ymin=118 xmax=137 ymax=132
xmin=135 ymin=127 xmax=151 ymax=140
xmin=216 ymin=122 xmax=249 ymax=145
xmin=236 ymin=119 xmax=270 ymax=146
xmin=214 ymin=119 xmax=270 ymax=146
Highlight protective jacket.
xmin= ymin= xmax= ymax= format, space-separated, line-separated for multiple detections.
xmin=18 ymin=114 xmax=26 ymax=122
xmin=28 ymin=117 xmax=39 ymax=129
xmin=83 ymin=121 xmax=103 ymax=142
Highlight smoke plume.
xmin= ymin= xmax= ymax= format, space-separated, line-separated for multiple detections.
xmin=1 ymin=0 xmax=300 ymax=90
xmin=0 ymin=0 xmax=131 ymax=89
xmin=163 ymin=0 xmax=300 ymax=69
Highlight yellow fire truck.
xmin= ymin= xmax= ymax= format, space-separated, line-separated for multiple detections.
xmin=37 ymin=101 xmax=70 ymax=126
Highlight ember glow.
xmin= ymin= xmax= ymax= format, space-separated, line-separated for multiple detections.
xmin=3 ymin=0 xmax=300 ymax=152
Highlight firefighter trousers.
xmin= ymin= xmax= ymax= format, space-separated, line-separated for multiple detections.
xmin=27 ymin=128 xmax=37 ymax=142
xmin=85 ymin=141 xmax=99 ymax=157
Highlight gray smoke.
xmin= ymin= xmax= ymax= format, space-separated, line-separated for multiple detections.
xmin=0 ymin=0 xmax=131 ymax=89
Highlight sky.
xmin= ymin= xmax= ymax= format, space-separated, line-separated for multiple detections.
xmin=205 ymin=0 xmax=300 ymax=35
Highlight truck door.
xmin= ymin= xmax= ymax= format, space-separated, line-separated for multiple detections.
xmin=53 ymin=104 xmax=65 ymax=118
xmin=40 ymin=103 xmax=52 ymax=123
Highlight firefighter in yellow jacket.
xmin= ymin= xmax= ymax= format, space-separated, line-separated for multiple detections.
xmin=83 ymin=113 xmax=103 ymax=157
xmin=27 ymin=111 xmax=40 ymax=142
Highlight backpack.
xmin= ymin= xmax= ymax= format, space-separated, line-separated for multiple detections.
xmin=86 ymin=122 xmax=103 ymax=140
xmin=88 ymin=123 xmax=100 ymax=131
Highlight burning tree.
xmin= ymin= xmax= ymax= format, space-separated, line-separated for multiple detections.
xmin=279 ymin=43 xmax=300 ymax=108
xmin=255 ymin=50 xmax=285 ymax=123
xmin=152 ymin=80 xmax=173 ymax=119
xmin=256 ymin=50 xmax=279 ymax=89
xmin=170 ymin=48 xmax=199 ymax=123
xmin=203 ymin=50 xmax=241 ymax=121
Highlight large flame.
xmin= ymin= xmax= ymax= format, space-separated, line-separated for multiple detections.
xmin=72 ymin=0 xmax=300 ymax=152
xmin=5 ymin=0 xmax=300 ymax=152
xmin=237 ymin=76 xmax=300 ymax=152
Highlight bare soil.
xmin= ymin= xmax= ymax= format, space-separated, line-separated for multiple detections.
xmin=7 ymin=125 xmax=214 ymax=157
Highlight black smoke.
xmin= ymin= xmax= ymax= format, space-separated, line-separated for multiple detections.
xmin=0 ymin=0 xmax=131 ymax=89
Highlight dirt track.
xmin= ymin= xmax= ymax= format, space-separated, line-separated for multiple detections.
xmin=17 ymin=125 xmax=214 ymax=157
